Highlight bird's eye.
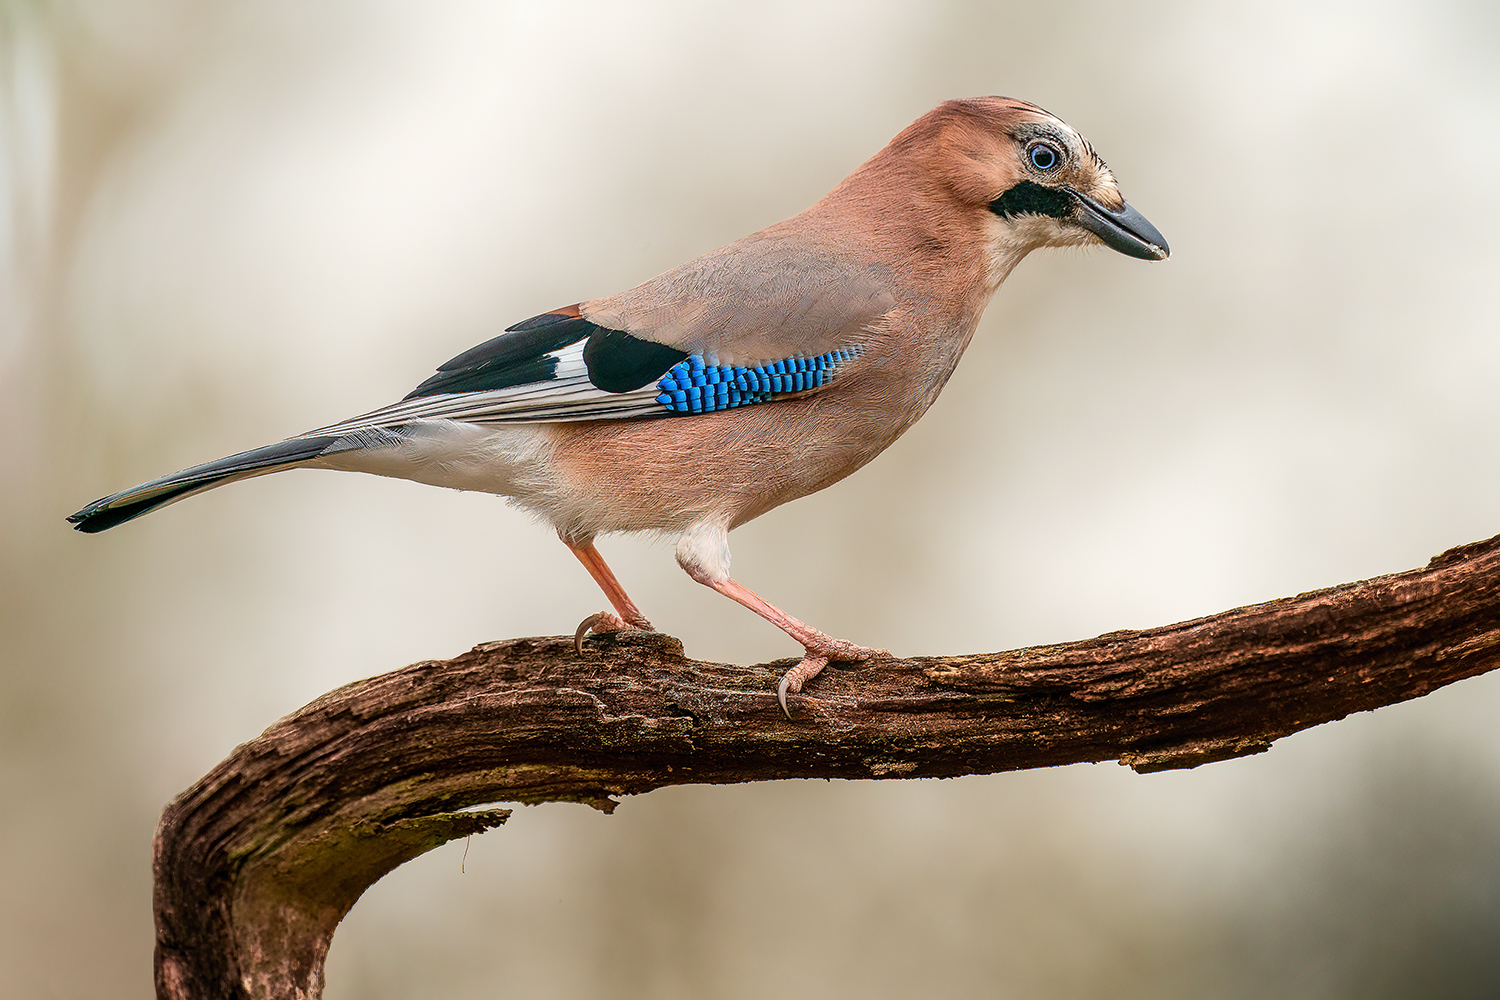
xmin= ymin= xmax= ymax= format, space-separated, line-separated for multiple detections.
xmin=1028 ymin=142 xmax=1060 ymax=171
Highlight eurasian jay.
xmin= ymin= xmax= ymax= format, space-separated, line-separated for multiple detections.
xmin=69 ymin=97 xmax=1168 ymax=714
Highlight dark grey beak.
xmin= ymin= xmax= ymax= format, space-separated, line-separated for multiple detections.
xmin=1070 ymin=190 xmax=1169 ymax=261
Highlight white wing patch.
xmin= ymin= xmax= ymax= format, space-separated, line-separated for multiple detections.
xmin=306 ymin=342 xmax=664 ymax=439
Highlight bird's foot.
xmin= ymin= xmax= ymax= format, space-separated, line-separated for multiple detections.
xmin=574 ymin=611 xmax=654 ymax=654
xmin=777 ymin=636 xmax=890 ymax=718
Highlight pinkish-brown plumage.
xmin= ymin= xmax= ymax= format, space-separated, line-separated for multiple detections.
xmin=69 ymin=97 xmax=1168 ymax=714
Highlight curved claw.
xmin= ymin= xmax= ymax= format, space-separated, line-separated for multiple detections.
xmin=777 ymin=653 xmax=832 ymax=719
xmin=574 ymin=611 xmax=628 ymax=655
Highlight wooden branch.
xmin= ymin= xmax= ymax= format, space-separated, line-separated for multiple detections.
xmin=154 ymin=534 xmax=1500 ymax=999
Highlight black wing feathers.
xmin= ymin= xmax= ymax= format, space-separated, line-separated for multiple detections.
xmin=405 ymin=307 xmax=689 ymax=399
xmin=405 ymin=311 xmax=592 ymax=399
xmin=582 ymin=329 xmax=689 ymax=393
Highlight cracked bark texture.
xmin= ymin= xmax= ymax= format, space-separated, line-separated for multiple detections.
xmin=153 ymin=534 xmax=1500 ymax=999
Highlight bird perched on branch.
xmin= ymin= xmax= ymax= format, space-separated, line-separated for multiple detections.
xmin=69 ymin=97 xmax=1168 ymax=715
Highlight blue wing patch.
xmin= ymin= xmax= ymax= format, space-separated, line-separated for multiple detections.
xmin=654 ymin=347 xmax=863 ymax=415
xmin=347 ymin=307 xmax=864 ymax=431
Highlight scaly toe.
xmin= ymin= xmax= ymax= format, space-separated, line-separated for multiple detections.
xmin=776 ymin=640 xmax=893 ymax=717
xmin=823 ymin=640 xmax=890 ymax=662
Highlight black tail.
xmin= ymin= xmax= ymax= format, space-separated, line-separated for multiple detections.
xmin=67 ymin=436 xmax=339 ymax=533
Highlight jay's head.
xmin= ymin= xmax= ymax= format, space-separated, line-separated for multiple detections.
xmin=891 ymin=97 xmax=1169 ymax=267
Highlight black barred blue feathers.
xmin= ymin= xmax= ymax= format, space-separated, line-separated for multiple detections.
xmin=655 ymin=347 xmax=863 ymax=415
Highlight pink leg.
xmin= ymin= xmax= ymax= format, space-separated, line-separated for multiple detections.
xmin=564 ymin=538 xmax=654 ymax=652
xmin=694 ymin=574 xmax=889 ymax=717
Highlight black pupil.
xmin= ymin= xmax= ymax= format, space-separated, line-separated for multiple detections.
xmin=1030 ymin=145 xmax=1057 ymax=169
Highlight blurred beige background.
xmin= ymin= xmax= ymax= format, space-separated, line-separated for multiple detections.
xmin=5 ymin=1 xmax=1500 ymax=997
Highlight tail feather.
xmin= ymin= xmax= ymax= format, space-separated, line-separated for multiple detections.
xmin=67 ymin=436 xmax=340 ymax=533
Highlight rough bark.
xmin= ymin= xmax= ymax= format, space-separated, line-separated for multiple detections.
xmin=154 ymin=534 xmax=1500 ymax=999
